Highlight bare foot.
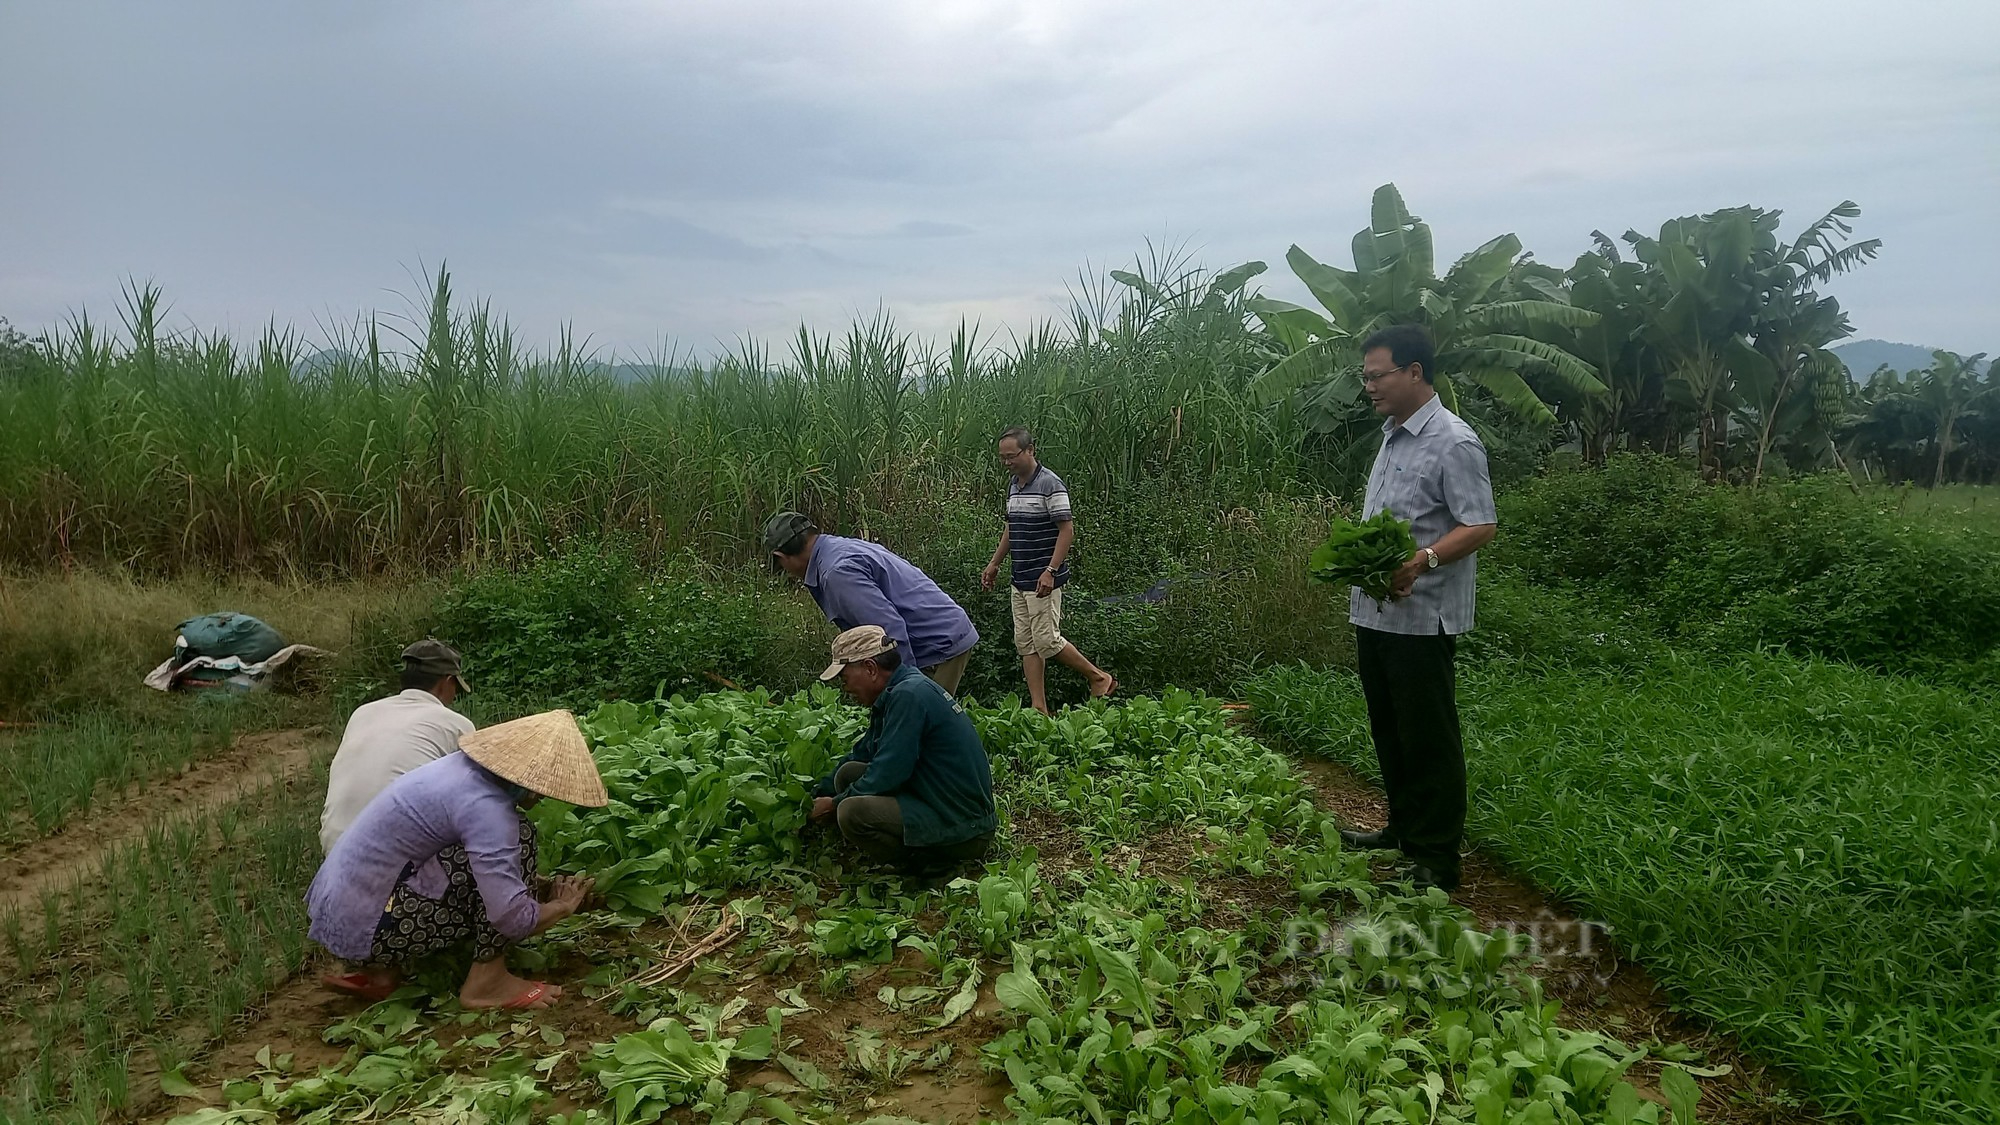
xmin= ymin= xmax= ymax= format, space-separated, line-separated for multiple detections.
xmin=460 ymin=964 xmax=562 ymax=1009
xmin=1088 ymin=673 xmax=1118 ymax=699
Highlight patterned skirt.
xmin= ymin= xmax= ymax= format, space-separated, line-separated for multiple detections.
xmin=366 ymin=819 xmax=540 ymax=966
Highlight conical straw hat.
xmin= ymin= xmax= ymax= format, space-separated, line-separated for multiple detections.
xmin=459 ymin=709 xmax=608 ymax=808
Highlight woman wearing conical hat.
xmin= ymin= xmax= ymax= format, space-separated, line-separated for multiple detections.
xmin=306 ymin=709 xmax=607 ymax=1009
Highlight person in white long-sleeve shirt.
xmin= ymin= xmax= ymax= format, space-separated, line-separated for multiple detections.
xmin=319 ymin=639 xmax=476 ymax=854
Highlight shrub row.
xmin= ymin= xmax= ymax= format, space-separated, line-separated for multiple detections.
xmin=1496 ymin=456 xmax=2000 ymax=682
xmin=338 ymin=489 xmax=1356 ymax=717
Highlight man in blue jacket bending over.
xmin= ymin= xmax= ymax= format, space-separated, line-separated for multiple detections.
xmin=764 ymin=511 xmax=979 ymax=694
xmin=808 ymin=626 xmax=998 ymax=880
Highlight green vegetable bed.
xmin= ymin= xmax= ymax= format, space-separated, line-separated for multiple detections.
xmin=1247 ymin=656 xmax=2000 ymax=1125
xmin=173 ymin=688 xmax=1725 ymax=1125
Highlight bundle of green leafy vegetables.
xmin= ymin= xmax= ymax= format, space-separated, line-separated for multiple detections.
xmin=1308 ymin=508 xmax=1418 ymax=601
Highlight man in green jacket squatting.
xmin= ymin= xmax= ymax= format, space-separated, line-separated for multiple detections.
xmin=809 ymin=625 xmax=998 ymax=880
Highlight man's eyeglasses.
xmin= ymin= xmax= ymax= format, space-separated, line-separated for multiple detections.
xmin=1360 ymin=364 xmax=1408 ymax=386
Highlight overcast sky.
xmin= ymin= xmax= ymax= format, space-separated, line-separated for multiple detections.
xmin=3 ymin=1 xmax=1994 ymax=360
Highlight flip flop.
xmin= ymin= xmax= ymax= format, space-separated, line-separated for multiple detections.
xmin=469 ymin=981 xmax=557 ymax=1011
xmin=321 ymin=971 xmax=396 ymax=1002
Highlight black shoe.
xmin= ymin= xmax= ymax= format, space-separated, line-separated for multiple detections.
xmin=1339 ymin=827 xmax=1399 ymax=850
xmin=1405 ymin=863 xmax=1460 ymax=894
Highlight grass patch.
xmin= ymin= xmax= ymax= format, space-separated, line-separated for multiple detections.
xmin=0 ymin=566 xmax=430 ymax=721
xmin=1247 ymin=656 xmax=2000 ymax=1124
xmin=0 ymin=705 xmax=240 ymax=848
xmin=1869 ymin=482 xmax=2000 ymax=534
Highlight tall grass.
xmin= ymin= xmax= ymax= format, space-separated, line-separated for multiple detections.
xmin=0 ymin=254 xmax=1317 ymax=574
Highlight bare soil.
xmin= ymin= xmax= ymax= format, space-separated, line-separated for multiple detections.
xmin=0 ymin=726 xmax=330 ymax=915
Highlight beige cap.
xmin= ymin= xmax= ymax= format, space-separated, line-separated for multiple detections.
xmin=819 ymin=625 xmax=899 ymax=681
xmin=458 ymin=709 xmax=608 ymax=807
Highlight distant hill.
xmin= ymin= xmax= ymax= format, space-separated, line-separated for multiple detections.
xmin=1833 ymin=339 xmax=1989 ymax=380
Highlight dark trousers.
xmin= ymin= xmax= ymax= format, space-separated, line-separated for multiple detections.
xmin=832 ymin=762 xmax=993 ymax=876
xmin=1354 ymin=626 xmax=1466 ymax=877
xmin=368 ymin=822 xmax=538 ymax=967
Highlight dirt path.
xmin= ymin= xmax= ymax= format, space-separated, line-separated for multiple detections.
xmin=0 ymin=726 xmax=331 ymax=914
xmin=1293 ymin=755 xmax=1819 ymax=1125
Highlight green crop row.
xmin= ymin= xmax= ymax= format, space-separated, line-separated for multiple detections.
xmin=0 ymin=704 xmax=256 ymax=849
xmin=0 ymin=754 xmax=329 ymax=1125
xmin=1245 ymin=657 xmax=2000 ymax=1124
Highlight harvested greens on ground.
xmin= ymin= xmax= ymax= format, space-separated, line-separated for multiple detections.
xmin=1308 ymin=509 xmax=1418 ymax=601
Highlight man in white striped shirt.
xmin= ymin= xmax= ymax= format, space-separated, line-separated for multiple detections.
xmin=981 ymin=428 xmax=1117 ymax=714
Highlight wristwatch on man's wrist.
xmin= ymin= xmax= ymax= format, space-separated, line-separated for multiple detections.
xmin=1422 ymin=547 xmax=1440 ymax=570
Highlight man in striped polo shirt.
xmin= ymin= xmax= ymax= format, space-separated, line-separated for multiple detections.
xmin=980 ymin=427 xmax=1117 ymax=714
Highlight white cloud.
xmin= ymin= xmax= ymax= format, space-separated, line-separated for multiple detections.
xmin=0 ymin=0 xmax=1994 ymax=357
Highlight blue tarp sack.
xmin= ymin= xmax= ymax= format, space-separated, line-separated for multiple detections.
xmin=176 ymin=612 xmax=286 ymax=665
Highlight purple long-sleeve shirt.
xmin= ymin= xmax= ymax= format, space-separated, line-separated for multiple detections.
xmin=804 ymin=534 xmax=978 ymax=668
xmin=306 ymin=752 xmax=539 ymax=961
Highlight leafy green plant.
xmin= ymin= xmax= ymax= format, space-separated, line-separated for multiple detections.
xmin=164 ymin=1040 xmax=549 ymax=1125
xmin=843 ymin=1029 xmax=946 ymax=1087
xmin=586 ymin=1014 xmax=777 ymax=1124
xmin=807 ymin=907 xmax=908 ymax=963
xmin=431 ymin=538 xmax=771 ymax=715
xmin=530 ymin=691 xmax=865 ymax=911
xmin=1306 ymin=509 xmax=1418 ymax=602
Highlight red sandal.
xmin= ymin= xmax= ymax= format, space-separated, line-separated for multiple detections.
xmin=321 ymin=971 xmax=396 ymax=1002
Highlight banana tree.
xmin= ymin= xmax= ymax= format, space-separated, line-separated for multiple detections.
xmin=1620 ymin=207 xmax=1771 ymax=474
xmin=1621 ymin=201 xmax=1880 ymax=481
xmin=1563 ymin=236 xmax=1664 ymax=463
xmin=1912 ymin=350 xmax=1994 ymax=486
xmin=1247 ymin=184 xmax=1605 ymax=429
xmin=1842 ymin=366 xmax=1933 ymax=482
xmin=1735 ymin=202 xmax=1881 ymax=486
